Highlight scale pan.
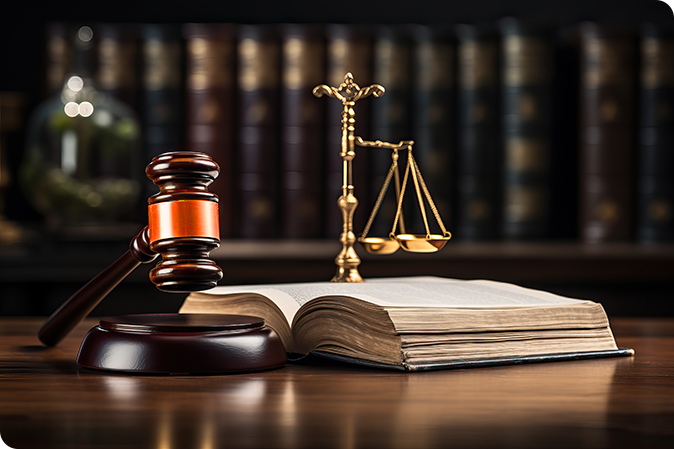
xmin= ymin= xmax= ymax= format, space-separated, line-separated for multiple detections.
xmin=396 ymin=234 xmax=450 ymax=253
xmin=358 ymin=236 xmax=400 ymax=254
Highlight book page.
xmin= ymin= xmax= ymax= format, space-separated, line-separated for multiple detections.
xmin=308 ymin=279 xmax=590 ymax=308
xmin=201 ymin=277 xmax=591 ymax=314
xmin=200 ymin=286 xmax=304 ymax=327
xmin=367 ymin=277 xmax=592 ymax=307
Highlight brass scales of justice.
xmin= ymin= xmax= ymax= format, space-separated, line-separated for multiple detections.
xmin=313 ymin=73 xmax=452 ymax=283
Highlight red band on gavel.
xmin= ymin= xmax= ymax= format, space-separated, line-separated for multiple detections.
xmin=148 ymin=200 xmax=220 ymax=244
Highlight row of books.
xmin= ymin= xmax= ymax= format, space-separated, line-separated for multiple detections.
xmin=41 ymin=19 xmax=674 ymax=243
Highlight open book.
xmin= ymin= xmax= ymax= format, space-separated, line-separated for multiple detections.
xmin=179 ymin=277 xmax=633 ymax=371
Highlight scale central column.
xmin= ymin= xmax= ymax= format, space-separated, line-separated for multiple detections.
xmin=334 ymin=100 xmax=361 ymax=282
xmin=313 ymin=73 xmax=384 ymax=282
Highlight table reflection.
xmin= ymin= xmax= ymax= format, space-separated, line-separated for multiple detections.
xmin=65 ymin=359 xmax=629 ymax=449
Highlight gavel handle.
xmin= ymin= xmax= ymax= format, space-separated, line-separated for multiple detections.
xmin=38 ymin=227 xmax=158 ymax=347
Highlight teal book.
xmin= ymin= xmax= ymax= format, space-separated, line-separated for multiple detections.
xmin=499 ymin=18 xmax=554 ymax=240
xmin=637 ymin=23 xmax=674 ymax=243
xmin=455 ymin=24 xmax=500 ymax=240
xmin=141 ymin=24 xmax=184 ymax=159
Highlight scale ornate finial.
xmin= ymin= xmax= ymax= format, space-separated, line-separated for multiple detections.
xmin=313 ymin=72 xmax=385 ymax=104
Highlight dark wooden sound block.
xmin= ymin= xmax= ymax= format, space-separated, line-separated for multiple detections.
xmin=76 ymin=313 xmax=287 ymax=374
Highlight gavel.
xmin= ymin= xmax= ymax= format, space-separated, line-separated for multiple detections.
xmin=38 ymin=151 xmax=224 ymax=347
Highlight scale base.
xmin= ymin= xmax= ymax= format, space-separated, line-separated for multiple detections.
xmin=76 ymin=313 xmax=287 ymax=374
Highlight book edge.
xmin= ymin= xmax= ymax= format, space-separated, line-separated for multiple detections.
xmin=305 ymin=348 xmax=635 ymax=372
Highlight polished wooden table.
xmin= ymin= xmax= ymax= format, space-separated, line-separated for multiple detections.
xmin=1 ymin=318 xmax=673 ymax=448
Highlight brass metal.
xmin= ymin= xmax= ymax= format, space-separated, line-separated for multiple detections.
xmin=313 ymin=73 xmax=451 ymax=281
xmin=391 ymin=141 xmax=451 ymax=253
xmin=313 ymin=73 xmax=384 ymax=282
xmin=354 ymin=138 xmax=409 ymax=255
xmin=358 ymin=237 xmax=399 ymax=255
xmin=397 ymin=234 xmax=450 ymax=253
xmin=358 ymin=139 xmax=451 ymax=254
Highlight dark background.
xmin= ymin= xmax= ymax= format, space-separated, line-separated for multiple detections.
xmin=2 ymin=0 xmax=672 ymax=101
xmin=0 ymin=0 xmax=672 ymax=319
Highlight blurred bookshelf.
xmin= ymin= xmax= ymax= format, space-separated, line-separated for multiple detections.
xmin=1 ymin=238 xmax=673 ymax=318
xmin=1 ymin=0 xmax=673 ymax=318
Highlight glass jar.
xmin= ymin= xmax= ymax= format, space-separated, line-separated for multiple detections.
xmin=21 ymin=25 xmax=142 ymax=227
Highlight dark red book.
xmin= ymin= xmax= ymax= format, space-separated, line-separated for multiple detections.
xmin=579 ymin=22 xmax=636 ymax=243
xmin=236 ymin=25 xmax=281 ymax=239
xmin=184 ymin=23 xmax=236 ymax=238
xmin=280 ymin=24 xmax=325 ymax=239
xmin=499 ymin=18 xmax=554 ymax=240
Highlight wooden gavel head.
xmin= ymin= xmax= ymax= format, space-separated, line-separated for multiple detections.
xmin=145 ymin=151 xmax=223 ymax=292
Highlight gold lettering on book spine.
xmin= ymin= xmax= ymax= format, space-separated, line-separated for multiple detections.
xmin=47 ymin=33 xmax=69 ymax=92
xmin=642 ymin=38 xmax=674 ymax=89
xmin=505 ymin=138 xmax=548 ymax=172
xmin=144 ymin=40 xmax=182 ymax=91
xmin=187 ymin=38 xmax=233 ymax=90
xmin=416 ymin=43 xmax=453 ymax=91
xmin=505 ymin=186 xmax=547 ymax=223
xmin=239 ymin=39 xmax=279 ymax=92
xmin=583 ymin=38 xmax=633 ymax=88
xmin=459 ymin=41 xmax=496 ymax=89
xmin=284 ymin=38 xmax=324 ymax=90
xmin=328 ymin=40 xmax=371 ymax=87
xmin=375 ymin=39 xmax=410 ymax=89
xmin=503 ymin=36 xmax=549 ymax=87
xmin=98 ymin=38 xmax=137 ymax=90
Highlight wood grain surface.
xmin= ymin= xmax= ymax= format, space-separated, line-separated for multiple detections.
xmin=0 ymin=317 xmax=673 ymax=448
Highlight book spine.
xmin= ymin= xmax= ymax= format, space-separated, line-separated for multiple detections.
xmin=455 ymin=24 xmax=500 ymax=240
xmin=94 ymin=23 xmax=145 ymax=223
xmin=141 ymin=24 xmax=185 ymax=163
xmin=636 ymin=24 xmax=674 ymax=243
xmin=324 ymin=25 xmax=372 ymax=238
xmin=579 ymin=23 xmax=636 ymax=243
xmin=280 ymin=25 xmax=325 ymax=239
xmin=412 ymin=25 xmax=454 ymax=233
xmin=45 ymin=22 xmax=72 ymax=95
xmin=184 ymin=23 xmax=236 ymax=238
xmin=237 ymin=25 xmax=281 ymax=239
xmin=369 ymin=26 xmax=412 ymax=236
xmin=96 ymin=23 xmax=141 ymax=112
xmin=499 ymin=18 xmax=554 ymax=240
